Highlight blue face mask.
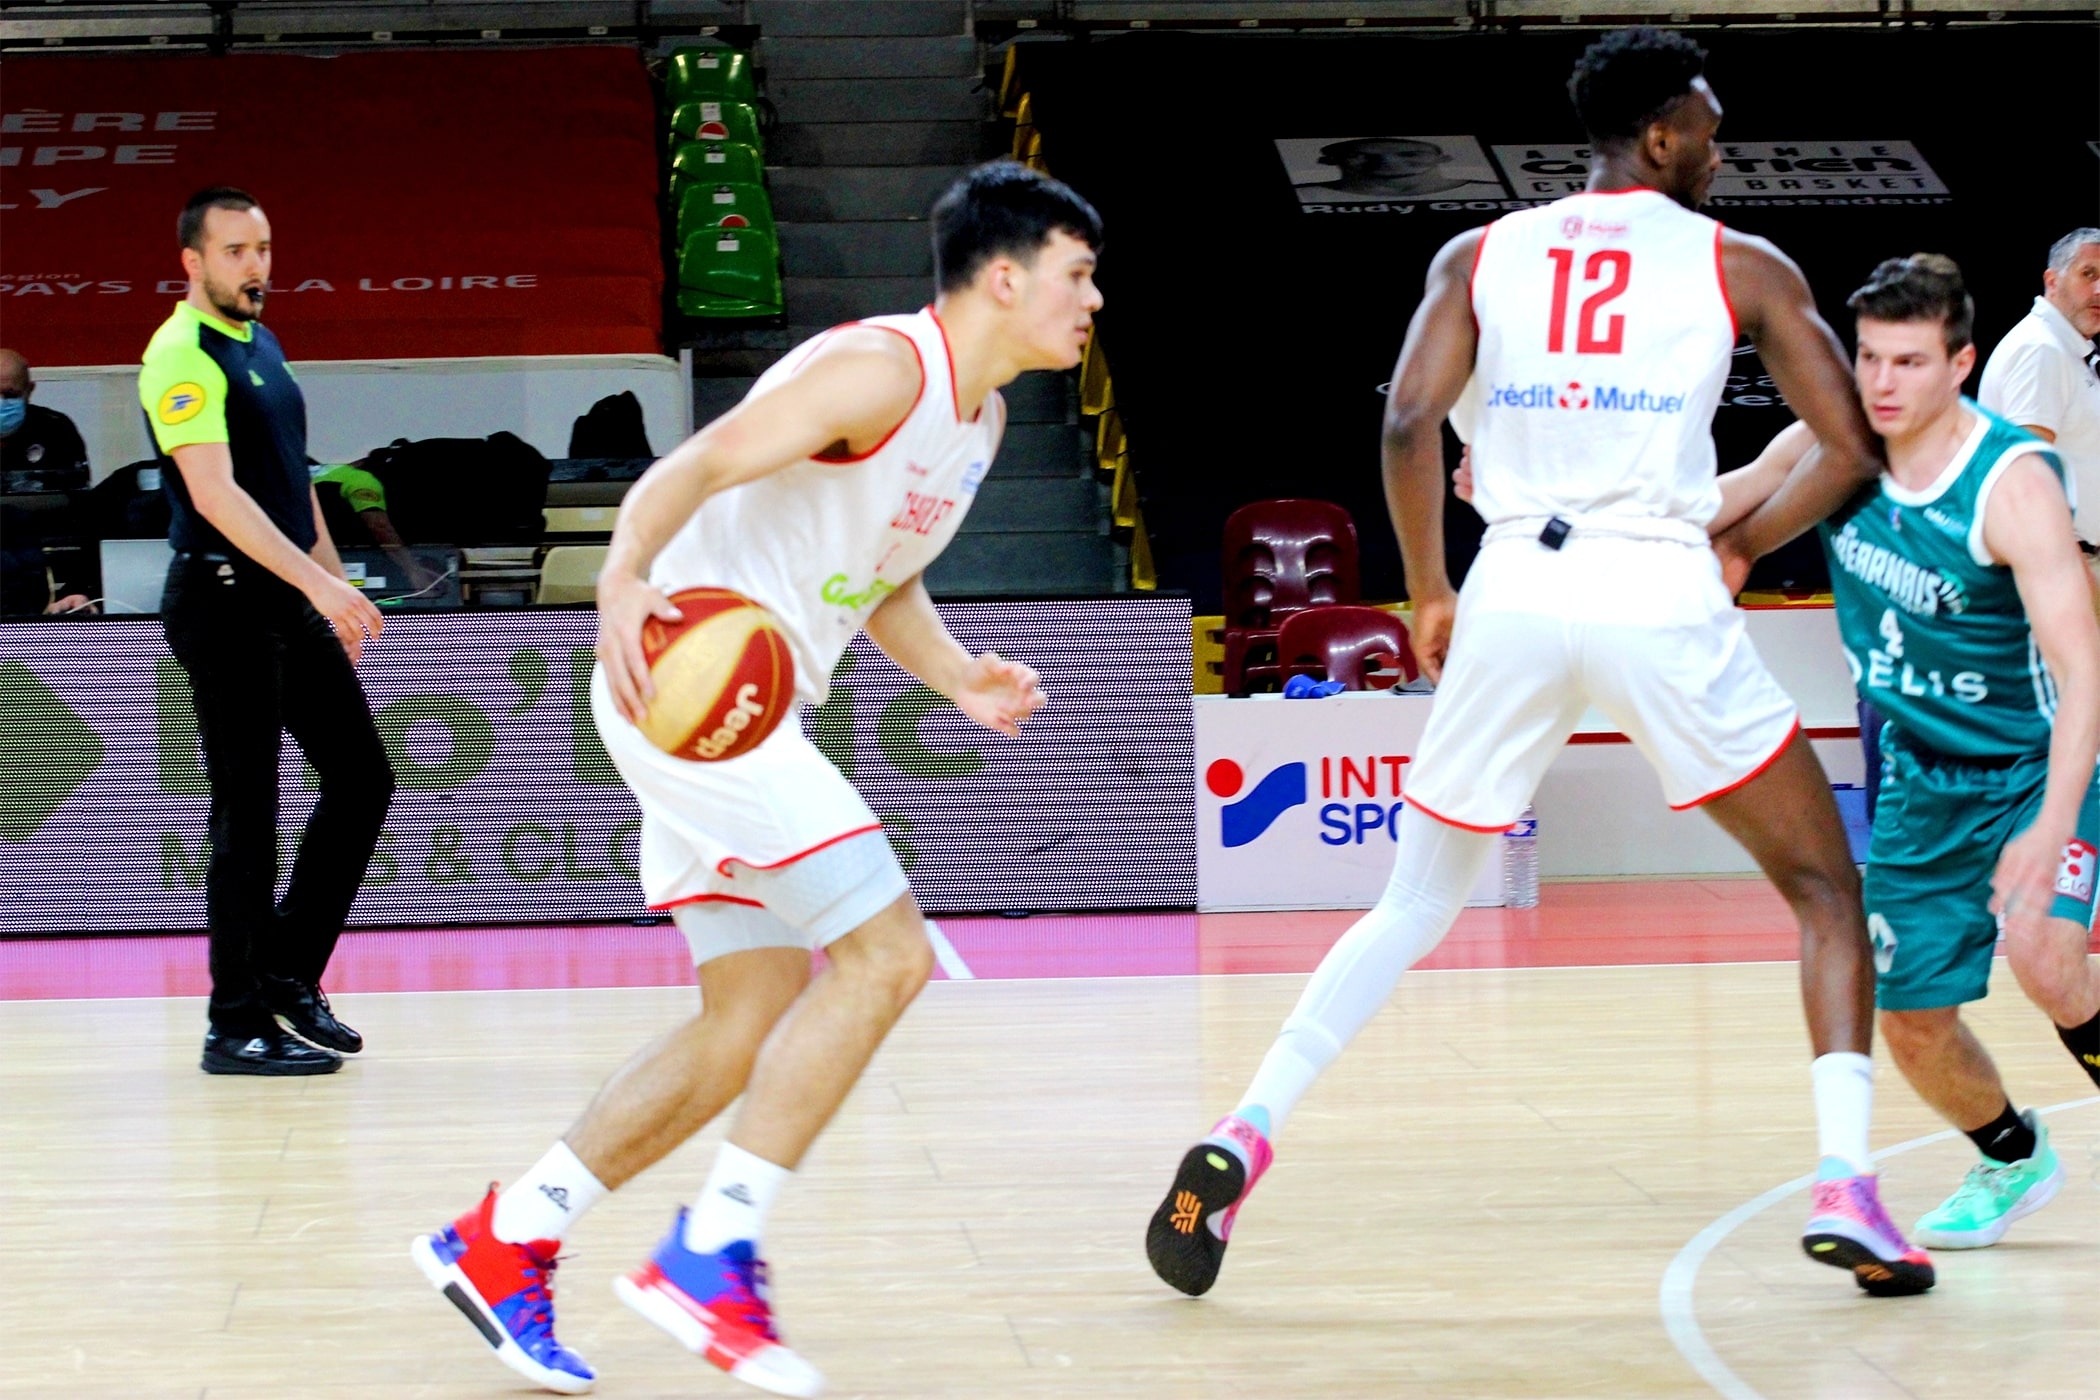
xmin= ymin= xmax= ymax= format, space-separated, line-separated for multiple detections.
xmin=0 ymin=397 xmax=24 ymax=436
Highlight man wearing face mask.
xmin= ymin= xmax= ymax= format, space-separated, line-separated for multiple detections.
xmin=139 ymin=186 xmax=395 ymax=1077
xmin=1 ymin=348 xmax=92 ymax=494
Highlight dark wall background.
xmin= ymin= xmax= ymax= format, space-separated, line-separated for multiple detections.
xmin=1021 ymin=26 xmax=2100 ymax=610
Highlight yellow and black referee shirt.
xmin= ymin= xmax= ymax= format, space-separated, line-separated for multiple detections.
xmin=137 ymin=300 xmax=315 ymax=554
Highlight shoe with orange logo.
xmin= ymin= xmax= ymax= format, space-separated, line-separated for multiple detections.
xmin=1146 ymin=1114 xmax=1273 ymax=1297
xmin=1801 ymin=1158 xmax=1935 ymax=1296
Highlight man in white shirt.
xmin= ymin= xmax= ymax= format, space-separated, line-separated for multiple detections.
xmin=1980 ymin=228 xmax=2100 ymax=546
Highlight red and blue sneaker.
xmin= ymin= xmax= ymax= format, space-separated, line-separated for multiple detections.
xmin=1146 ymin=1112 xmax=1275 ymax=1296
xmin=411 ymin=1186 xmax=597 ymax=1394
xmin=612 ymin=1210 xmax=823 ymax=1398
xmin=1801 ymin=1158 xmax=1936 ymax=1297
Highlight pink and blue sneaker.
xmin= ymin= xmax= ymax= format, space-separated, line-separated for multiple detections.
xmin=1801 ymin=1158 xmax=1936 ymax=1296
xmin=612 ymin=1209 xmax=824 ymax=1398
xmin=1146 ymin=1112 xmax=1275 ymax=1296
xmin=411 ymin=1186 xmax=596 ymax=1394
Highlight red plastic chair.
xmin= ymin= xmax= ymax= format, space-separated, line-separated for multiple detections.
xmin=1277 ymin=606 xmax=1419 ymax=691
xmin=1220 ymin=499 xmax=1360 ymax=694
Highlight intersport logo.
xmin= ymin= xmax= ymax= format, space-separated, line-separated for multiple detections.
xmin=1208 ymin=759 xmax=1307 ymax=848
xmin=1486 ymin=381 xmax=1687 ymax=414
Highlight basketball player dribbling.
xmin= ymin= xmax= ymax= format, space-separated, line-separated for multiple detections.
xmin=1148 ymin=28 xmax=1936 ymax=1299
xmin=413 ymin=163 xmax=1101 ymax=1396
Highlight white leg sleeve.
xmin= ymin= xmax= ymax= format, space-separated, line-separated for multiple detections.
xmin=1236 ymin=806 xmax=1496 ymax=1134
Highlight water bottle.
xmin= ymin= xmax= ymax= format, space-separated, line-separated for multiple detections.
xmin=1502 ymin=805 xmax=1539 ymax=909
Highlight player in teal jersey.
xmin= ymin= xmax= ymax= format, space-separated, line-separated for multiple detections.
xmin=1719 ymin=255 xmax=2100 ymax=1249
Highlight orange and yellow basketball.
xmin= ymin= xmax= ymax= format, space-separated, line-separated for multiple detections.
xmin=637 ymin=587 xmax=795 ymax=762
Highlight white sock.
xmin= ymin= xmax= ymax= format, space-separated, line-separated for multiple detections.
xmin=683 ymin=1142 xmax=791 ymax=1253
xmin=1811 ymin=1051 xmax=1875 ymax=1175
xmin=1224 ymin=806 xmax=1494 ymax=1149
xmin=492 ymin=1140 xmax=608 ymax=1244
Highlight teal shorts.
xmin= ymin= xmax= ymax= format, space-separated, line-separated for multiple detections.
xmin=1865 ymin=728 xmax=2100 ymax=1011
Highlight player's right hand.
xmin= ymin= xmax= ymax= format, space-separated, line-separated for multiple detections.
xmin=596 ymin=569 xmax=684 ymax=725
xmin=1409 ymin=589 xmax=1458 ymax=684
xmin=307 ymin=573 xmax=384 ymax=663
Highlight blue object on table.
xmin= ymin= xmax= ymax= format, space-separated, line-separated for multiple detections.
xmin=1283 ymin=674 xmax=1347 ymax=699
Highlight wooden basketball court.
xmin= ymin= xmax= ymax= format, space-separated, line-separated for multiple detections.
xmin=5 ymin=887 xmax=2096 ymax=1398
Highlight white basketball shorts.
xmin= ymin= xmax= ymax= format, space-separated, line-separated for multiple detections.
xmin=591 ymin=667 xmax=910 ymax=962
xmin=1401 ymin=532 xmax=1801 ymax=832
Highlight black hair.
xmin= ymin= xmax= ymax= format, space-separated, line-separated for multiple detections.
xmin=931 ymin=161 xmax=1102 ymax=294
xmin=1568 ymin=27 xmax=1709 ymax=146
xmin=178 ymin=186 xmax=258 ymax=250
xmin=1847 ymin=253 xmax=1974 ymax=354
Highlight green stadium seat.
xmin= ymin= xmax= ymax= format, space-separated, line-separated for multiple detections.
xmin=666 ymin=48 xmax=757 ymax=107
xmin=677 ymin=225 xmax=781 ymax=318
xmin=676 ymin=181 xmax=776 ymax=244
xmin=670 ymin=139 xmax=763 ymax=195
xmin=669 ymin=99 xmax=762 ymax=155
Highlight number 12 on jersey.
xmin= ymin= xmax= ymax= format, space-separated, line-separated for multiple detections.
xmin=1545 ymin=248 xmax=1631 ymax=355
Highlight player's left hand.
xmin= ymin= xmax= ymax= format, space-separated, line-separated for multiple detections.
xmin=1991 ymin=824 xmax=2067 ymax=942
xmin=954 ymin=651 xmax=1046 ymax=737
xmin=1712 ymin=533 xmax=1753 ymax=595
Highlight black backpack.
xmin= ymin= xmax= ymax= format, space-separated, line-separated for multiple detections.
xmin=361 ymin=432 xmax=550 ymax=547
xmin=567 ymin=391 xmax=655 ymax=460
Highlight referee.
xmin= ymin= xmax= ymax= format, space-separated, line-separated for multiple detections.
xmin=1980 ymin=229 xmax=2100 ymax=554
xmin=140 ymin=187 xmax=395 ymax=1076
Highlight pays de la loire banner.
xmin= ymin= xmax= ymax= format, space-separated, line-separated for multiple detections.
xmin=1 ymin=50 xmax=662 ymax=366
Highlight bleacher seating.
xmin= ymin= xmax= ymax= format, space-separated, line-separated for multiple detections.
xmin=537 ymin=545 xmax=609 ymax=605
xmin=676 ymin=181 xmax=778 ymax=244
xmin=665 ymin=47 xmax=757 ymax=107
xmin=1277 ymin=605 xmax=1418 ymax=692
xmin=670 ymin=140 xmax=764 ymax=196
xmin=677 ymin=226 xmax=784 ymax=318
xmin=1219 ymin=498 xmax=1360 ymax=695
xmin=669 ymin=98 xmax=764 ymax=154
xmin=661 ymin=46 xmax=781 ymax=324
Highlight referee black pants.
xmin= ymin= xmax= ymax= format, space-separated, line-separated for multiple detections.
xmin=162 ymin=554 xmax=395 ymax=1035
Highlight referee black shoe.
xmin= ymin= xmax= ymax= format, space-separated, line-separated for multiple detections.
xmin=264 ymin=975 xmax=364 ymax=1054
xmin=202 ymin=1026 xmax=343 ymax=1076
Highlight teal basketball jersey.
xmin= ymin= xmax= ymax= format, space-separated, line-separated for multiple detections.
xmin=1820 ymin=401 xmax=2068 ymax=759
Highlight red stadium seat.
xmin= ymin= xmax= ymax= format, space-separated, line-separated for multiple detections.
xmin=1219 ymin=499 xmax=1360 ymax=694
xmin=1277 ymin=605 xmax=1419 ymax=691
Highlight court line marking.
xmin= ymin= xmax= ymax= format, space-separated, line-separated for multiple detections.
xmin=923 ymin=920 xmax=975 ymax=981
xmin=1661 ymin=1093 xmax=2100 ymax=1400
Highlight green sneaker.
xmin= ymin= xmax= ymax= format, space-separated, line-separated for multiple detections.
xmin=1913 ymin=1110 xmax=2064 ymax=1249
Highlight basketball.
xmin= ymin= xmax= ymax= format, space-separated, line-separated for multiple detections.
xmin=637 ymin=587 xmax=795 ymax=762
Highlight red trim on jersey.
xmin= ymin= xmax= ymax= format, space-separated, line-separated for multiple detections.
xmin=650 ymin=893 xmax=766 ymax=912
xmin=926 ymin=306 xmax=982 ymax=424
xmin=1668 ymin=717 xmax=1802 ymax=811
xmin=1401 ymin=789 xmax=1518 ymax=835
xmin=1465 ymin=221 xmax=1496 ymax=337
xmin=1713 ymin=225 xmax=1739 ymax=342
xmin=712 ymin=822 xmax=887 ymax=877
xmin=808 ymin=322 xmax=926 ymax=463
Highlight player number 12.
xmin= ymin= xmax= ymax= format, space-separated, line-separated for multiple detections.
xmin=1546 ymin=247 xmax=1631 ymax=355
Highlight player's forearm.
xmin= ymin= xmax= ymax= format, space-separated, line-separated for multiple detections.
xmin=602 ymin=440 xmax=730 ymax=583
xmin=1383 ymin=415 xmax=1453 ymax=602
xmin=864 ymin=580 xmax=973 ymax=697
xmin=1716 ymin=439 xmax=1875 ymax=562
xmin=2039 ymin=667 xmax=2100 ymax=840
xmin=310 ymin=496 xmax=349 ymax=582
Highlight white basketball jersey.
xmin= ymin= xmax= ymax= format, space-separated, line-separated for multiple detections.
xmin=1466 ymin=188 xmax=1735 ymax=530
xmin=652 ymin=308 xmax=1005 ymax=704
